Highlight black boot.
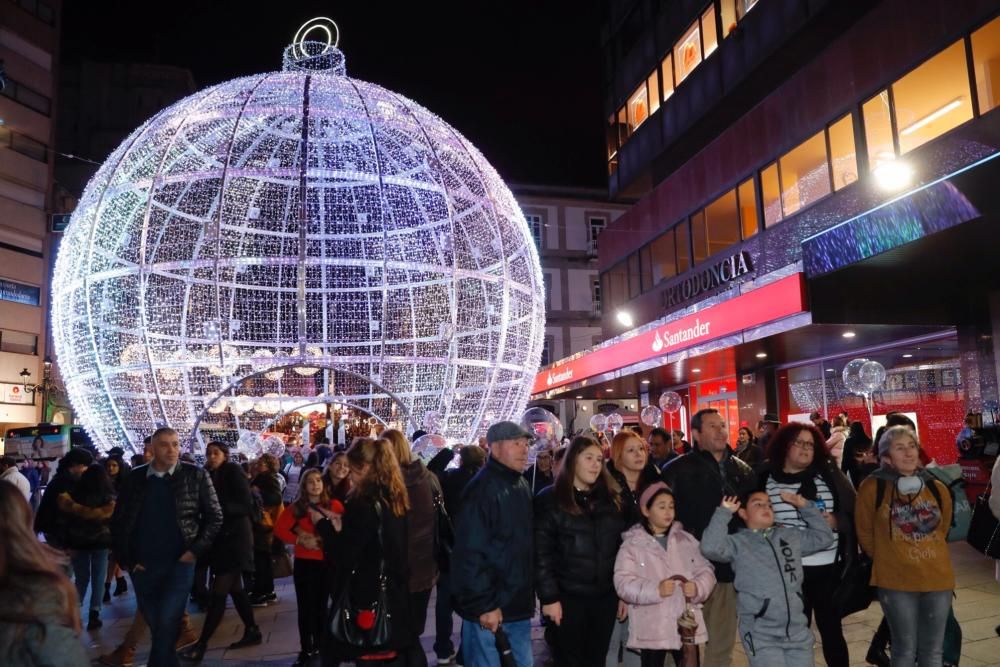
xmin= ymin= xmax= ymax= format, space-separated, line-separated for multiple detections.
xmin=113 ymin=576 xmax=128 ymax=596
xmin=177 ymin=641 xmax=207 ymax=662
xmin=87 ymin=610 xmax=103 ymax=630
xmin=229 ymin=624 xmax=263 ymax=649
xmin=103 ymin=582 xmax=112 ymax=604
xmin=865 ymin=618 xmax=891 ymax=667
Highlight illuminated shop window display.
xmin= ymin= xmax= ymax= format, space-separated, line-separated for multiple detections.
xmin=51 ymin=23 xmax=546 ymax=453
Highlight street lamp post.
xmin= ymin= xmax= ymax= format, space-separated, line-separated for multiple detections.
xmin=19 ymin=356 xmax=59 ymax=423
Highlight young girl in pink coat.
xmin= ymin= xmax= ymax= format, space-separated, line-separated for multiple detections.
xmin=613 ymin=482 xmax=716 ymax=667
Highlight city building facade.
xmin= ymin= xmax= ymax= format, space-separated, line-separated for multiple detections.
xmin=0 ymin=0 xmax=60 ymax=434
xmin=513 ymin=184 xmax=630 ymax=434
xmin=536 ymin=0 xmax=1000 ymax=490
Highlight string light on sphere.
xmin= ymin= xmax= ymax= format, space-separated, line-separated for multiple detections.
xmin=51 ymin=25 xmax=546 ymax=453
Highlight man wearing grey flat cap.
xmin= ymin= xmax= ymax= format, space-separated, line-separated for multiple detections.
xmin=451 ymin=421 xmax=534 ymax=667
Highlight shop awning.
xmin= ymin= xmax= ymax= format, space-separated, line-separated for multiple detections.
xmin=532 ymin=272 xmax=809 ymax=398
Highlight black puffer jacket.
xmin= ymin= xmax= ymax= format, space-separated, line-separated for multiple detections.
xmin=401 ymin=459 xmax=443 ymax=592
xmin=661 ymin=448 xmax=756 ymax=583
xmin=533 ymin=485 xmax=625 ymax=604
xmin=111 ymin=463 xmax=223 ymax=570
xmin=451 ymin=457 xmax=534 ymax=622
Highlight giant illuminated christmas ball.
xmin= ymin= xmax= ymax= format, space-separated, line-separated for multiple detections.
xmin=51 ymin=22 xmax=546 ymax=453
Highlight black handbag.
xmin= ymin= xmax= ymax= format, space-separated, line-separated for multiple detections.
xmin=966 ymin=484 xmax=1000 ymax=558
xmin=433 ymin=489 xmax=455 ymax=572
xmin=329 ymin=502 xmax=392 ymax=649
xmin=832 ymin=551 xmax=875 ymax=618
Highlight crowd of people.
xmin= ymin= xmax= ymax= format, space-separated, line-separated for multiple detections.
xmin=0 ymin=408 xmax=998 ymax=667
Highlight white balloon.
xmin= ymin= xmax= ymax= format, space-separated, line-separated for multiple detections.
xmin=520 ymin=407 xmax=564 ymax=446
xmin=859 ymin=360 xmax=887 ymax=393
xmin=589 ymin=414 xmax=607 ymax=432
xmin=640 ymin=405 xmax=662 ymax=427
xmin=411 ymin=433 xmax=448 ymax=463
xmin=842 ymin=358 xmax=869 ymax=396
xmin=606 ymin=413 xmax=624 ymax=432
xmin=659 ymin=391 xmax=682 ymax=414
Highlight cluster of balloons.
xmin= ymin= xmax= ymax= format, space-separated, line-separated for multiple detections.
xmin=588 ymin=412 xmax=624 ymax=434
xmin=842 ymin=358 xmax=887 ymax=415
xmin=235 ymin=430 xmax=286 ymax=459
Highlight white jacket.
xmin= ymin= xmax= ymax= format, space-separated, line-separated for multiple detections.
xmin=0 ymin=466 xmax=31 ymax=502
xmin=990 ymin=455 xmax=1000 ymax=520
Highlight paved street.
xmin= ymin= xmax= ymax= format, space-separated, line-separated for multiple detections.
xmin=80 ymin=542 xmax=1000 ymax=666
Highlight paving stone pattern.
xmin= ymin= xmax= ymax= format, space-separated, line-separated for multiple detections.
xmin=81 ymin=542 xmax=1000 ymax=666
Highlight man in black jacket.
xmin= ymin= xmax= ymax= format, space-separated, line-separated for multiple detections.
xmin=112 ymin=428 xmax=222 ymax=667
xmin=662 ymin=408 xmax=756 ymax=667
xmin=452 ymin=421 xmax=534 ymax=667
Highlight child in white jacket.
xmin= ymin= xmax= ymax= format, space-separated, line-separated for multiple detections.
xmin=614 ymin=482 xmax=717 ymax=667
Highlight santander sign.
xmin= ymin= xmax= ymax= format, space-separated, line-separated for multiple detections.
xmin=532 ymin=273 xmax=807 ymax=395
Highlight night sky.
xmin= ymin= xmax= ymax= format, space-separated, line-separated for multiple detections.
xmin=60 ymin=1 xmax=607 ymax=189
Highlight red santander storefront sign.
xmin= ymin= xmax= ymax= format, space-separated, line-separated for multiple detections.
xmin=533 ymin=273 xmax=807 ymax=395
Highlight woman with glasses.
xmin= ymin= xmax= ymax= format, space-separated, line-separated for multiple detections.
xmin=755 ymin=423 xmax=856 ymax=667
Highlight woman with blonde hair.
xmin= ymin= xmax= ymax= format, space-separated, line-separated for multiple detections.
xmin=381 ymin=429 xmax=444 ymax=666
xmin=0 ymin=482 xmax=88 ymax=665
xmin=311 ymin=437 xmax=416 ymax=664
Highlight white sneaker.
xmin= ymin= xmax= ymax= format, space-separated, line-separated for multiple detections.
xmin=438 ymin=653 xmax=457 ymax=666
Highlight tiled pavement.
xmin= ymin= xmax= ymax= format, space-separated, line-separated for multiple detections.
xmin=80 ymin=542 xmax=1000 ymax=666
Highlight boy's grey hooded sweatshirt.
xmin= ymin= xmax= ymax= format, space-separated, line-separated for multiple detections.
xmin=700 ymin=503 xmax=835 ymax=645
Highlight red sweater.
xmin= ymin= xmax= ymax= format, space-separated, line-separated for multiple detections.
xmin=274 ymin=499 xmax=343 ymax=561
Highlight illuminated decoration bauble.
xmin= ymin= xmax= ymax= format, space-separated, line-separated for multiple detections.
xmin=589 ymin=414 xmax=607 ymax=433
xmin=606 ymin=412 xmax=624 ymax=433
xmin=230 ymin=395 xmax=255 ymax=416
xmin=640 ymin=405 xmax=662 ymax=427
xmin=293 ymin=346 xmax=324 ymax=377
xmin=659 ymin=391 xmax=682 ymax=414
xmin=842 ymin=358 xmax=869 ymax=396
xmin=858 ymin=360 xmax=887 ymax=394
xmin=50 ymin=27 xmax=545 ymax=454
xmin=520 ymin=406 xmax=563 ymax=447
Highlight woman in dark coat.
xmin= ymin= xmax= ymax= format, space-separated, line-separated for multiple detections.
xmin=311 ymin=437 xmax=413 ymax=666
xmin=102 ymin=456 xmax=131 ymax=602
xmin=535 ymin=435 xmax=625 ymax=667
xmin=249 ymin=453 xmax=284 ymax=606
xmin=57 ymin=463 xmax=115 ymax=630
xmin=179 ymin=442 xmax=260 ymax=661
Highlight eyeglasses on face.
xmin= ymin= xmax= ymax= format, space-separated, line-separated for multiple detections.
xmin=791 ymin=439 xmax=815 ymax=451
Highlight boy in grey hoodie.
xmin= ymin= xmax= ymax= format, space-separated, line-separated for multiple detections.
xmin=700 ymin=490 xmax=834 ymax=667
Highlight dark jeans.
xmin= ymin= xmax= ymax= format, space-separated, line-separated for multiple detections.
xmin=433 ymin=571 xmax=455 ymax=660
xmin=252 ymin=549 xmax=274 ymax=596
xmin=553 ymin=590 xmax=619 ymax=667
xmin=132 ymin=561 xmax=195 ymax=667
xmin=803 ymin=562 xmax=850 ymax=667
xmin=293 ymin=558 xmax=328 ymax=653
